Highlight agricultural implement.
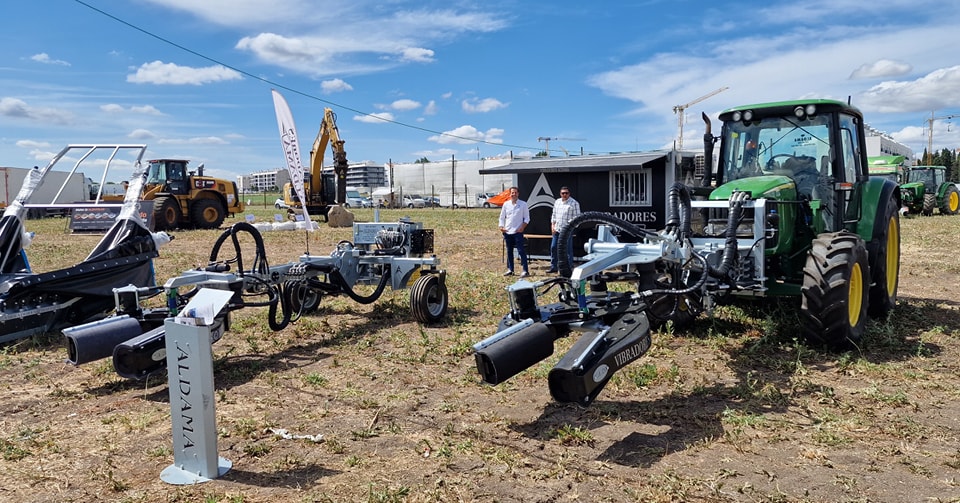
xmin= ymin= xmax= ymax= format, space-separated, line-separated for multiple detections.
xmin=0 ymin=144 xmax=170 ymax=343
xmin=64 ymin=218 xmax=448 ymax=379
xmin=474 ymin=99 xmax=902 ymax=406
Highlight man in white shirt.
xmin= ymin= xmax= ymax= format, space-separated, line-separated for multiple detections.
xmin=497 ymin=186 xmax=530 ymax=277
xmin=548 ymin=186 xmax=580 ymax=273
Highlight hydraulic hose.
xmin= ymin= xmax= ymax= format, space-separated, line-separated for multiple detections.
xmin=330 ymin=267 xmax=392 ymax=304
xmin=707 ymin=190 xmax=749 ymax=281
xmin=556 ymin=211 xmax=658 ymax=278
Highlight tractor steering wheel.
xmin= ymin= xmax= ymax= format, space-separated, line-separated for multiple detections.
xmin=766 ymin=153 xmax=796 ymax=171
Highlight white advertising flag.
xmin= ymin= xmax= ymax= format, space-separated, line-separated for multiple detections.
xmin=271 ymin=89 xmax=313 ymax=225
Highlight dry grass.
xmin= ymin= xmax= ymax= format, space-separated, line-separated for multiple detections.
xmin=1 ymin=205 xmax=959 ymax=502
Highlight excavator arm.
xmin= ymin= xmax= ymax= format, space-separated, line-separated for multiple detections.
xmin=310 ymin=108 xmax=349 ymax=205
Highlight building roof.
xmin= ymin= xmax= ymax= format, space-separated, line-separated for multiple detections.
xmin=478 ymin=152 xmax=670 ymax=174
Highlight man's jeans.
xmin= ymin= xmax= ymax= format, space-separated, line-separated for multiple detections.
xmin=503 ymin=232 xmax=528 ymax=273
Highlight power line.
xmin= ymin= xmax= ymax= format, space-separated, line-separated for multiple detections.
xmin=73 ymin=0 xmax=544 ymax=154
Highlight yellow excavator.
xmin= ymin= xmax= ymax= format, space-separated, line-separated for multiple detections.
xmin=282 ymin=107 xmax=348 ymax=220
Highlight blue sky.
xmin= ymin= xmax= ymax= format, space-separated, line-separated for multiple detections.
xmin=2 ymin=0 xmax=960 ymax=181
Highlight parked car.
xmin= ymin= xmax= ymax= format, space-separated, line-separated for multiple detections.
xmin=426 ymin=196 xmax=442 ymax=207
xmin=403 ymin=194 xmax=426 ymax=208
xmin=477 ymin=192 xmax=502 ymax=208
xmin=274 ymin=198 xmax=289 ymax=209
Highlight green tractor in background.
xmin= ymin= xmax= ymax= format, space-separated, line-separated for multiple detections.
xmin=899 ymin=165 xmax=960 ymax=216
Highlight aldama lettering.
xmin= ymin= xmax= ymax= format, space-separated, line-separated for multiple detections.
xmin=176 ymin=343 xmax=195 ymax=449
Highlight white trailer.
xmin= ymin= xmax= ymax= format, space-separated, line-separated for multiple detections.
xmin=0 ymin=167 xmax=91 ymax=217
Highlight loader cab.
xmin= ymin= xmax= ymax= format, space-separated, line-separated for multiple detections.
xmin=146 ymin=159 xmax=190 ymax=195
xmin=715 ymin=100 xmax=868 ymax=233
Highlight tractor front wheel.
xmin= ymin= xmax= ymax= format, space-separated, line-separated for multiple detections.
xmin=940 ymin=185 xmax=960 ymax=215
xmin=410 ymin=274 xmax=448 ymax=324
xmin=191 ymin=198 xmax=226 ymax=229
xmin=153 ymin=196 xmax=180 ymax=231
xmin=922 ymin=193 xmax=936 ymax=215
xmin=868 ymin=197 xmax=900 ymax=318
xmin=800 ymin=232 xmax=870 ymax=349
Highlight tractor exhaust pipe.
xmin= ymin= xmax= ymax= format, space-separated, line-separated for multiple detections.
xmin=548 ymin=312 xmax=652 ymax=407
xmin=473 ymin=319 xmax=555 ymax=385
xmin=63 ymin=315 xmax=145 ymax=366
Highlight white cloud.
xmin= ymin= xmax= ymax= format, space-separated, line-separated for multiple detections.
xmin=400 ymin=47 xmax=434 ymax=63
xmin=30 ymin=53 xmax=70 ymax=66
xmin=102 ymin=104 xmax=164 ymax=115
xmin=850 ymin=59 xmax=912 ymax=79
xmin=354 ymin=112 xmax=395 ymax=123
xmin=157 ymin=136 xmax=230 ymax=145
xmin=390 ymin=99 xmax=421 ymax=111
xmin=424 ymin=100 xmax=438 ymax=115
xmin=321 ymin=78 xmax=353 ymax=93
xmin=428 ymin=125 xmax=504 ymax=145
xmin=0 ymin=97 xmax=73 ymax=124
xmin=461 ymin=97 xmax=507 ymax=113
xmin=128 ymin=129 xmax=157 ymax=139
xmin=127 ymin=61 xmax=242 ymax=85
xmin=15 ymin=140 xmax=51 ymax=149
xmin=858 ymin=65 xmax=960 ymax=113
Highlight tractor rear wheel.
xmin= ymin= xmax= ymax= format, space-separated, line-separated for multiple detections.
xmin=922 ymin=193 xmax=936 ymax=215
xmin=191 ymin=198 xmax=225 ymax=229
xmin=800 ymin=232 xmax=870 ymax=349
xmin=410 ymin=274 xmax=448 ymax=324
xmin=153 ymin=196 xmax=180 ymax=231
xmin=940 ymin=185 xmax=960 ymax=215
xmin=867 ymin=197 xmax=900 ymax=318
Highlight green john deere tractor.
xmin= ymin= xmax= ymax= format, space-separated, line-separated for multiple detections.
xmin=899 ymin=165 xmax=960 ymax=216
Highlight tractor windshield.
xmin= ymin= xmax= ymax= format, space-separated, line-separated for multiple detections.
xmin=146 ymin=161 xmax=165 ymax=184
xmin=722 ymin=114 xmax=832 ymax=185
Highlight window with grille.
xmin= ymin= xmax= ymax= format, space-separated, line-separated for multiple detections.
xmin=609 ymin=169 xmax=651 ymax=206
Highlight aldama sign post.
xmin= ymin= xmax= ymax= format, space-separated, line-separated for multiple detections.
xmin=160 ymin=288 xmax=234 ymax=485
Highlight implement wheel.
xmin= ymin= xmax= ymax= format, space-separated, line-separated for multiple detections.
xmin=868 ymin=197 xmax=900 ymax=318
xmin=153 ymin=196 xmax=180 ymax=231
xmin=941 ymin=185 xmax=960 ymax=215
xmin=286 ymin=282 xmax=321 ymax=315
xmin=410 ymin=273 xmax=448 ymax=324
xmin=800 ymin=232 xmax=870 ymax=349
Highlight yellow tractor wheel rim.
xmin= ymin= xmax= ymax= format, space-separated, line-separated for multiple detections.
xmin=886 ymin=217 xmax=899 ymax=294
xmin=848 ymin=262 xmax=863 ymax=327
xmin=950 ymin=191 xmax=959 ymax=213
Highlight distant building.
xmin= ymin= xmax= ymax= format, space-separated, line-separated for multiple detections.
xmin=865 ymin=125 xmax=913 ymax=162
xmin=321 ymin=161 xmax=387 ymax=193
xmin=384 ymin=157 xmax=515 ymax=207
xmin=241 ymin=169 xmax=290 ymax=192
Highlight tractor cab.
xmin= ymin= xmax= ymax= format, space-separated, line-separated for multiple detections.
xmin=711 ymin=100 xmax=870 ymax=235
xmin=146 ymin=159 xmax=190 ymax=195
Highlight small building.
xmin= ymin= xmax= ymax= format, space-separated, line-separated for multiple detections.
xmin=479 ymin=151 xmax=697 ymax=259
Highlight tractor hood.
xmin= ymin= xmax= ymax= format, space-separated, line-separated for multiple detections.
xmin=709 ymin=175 xmax=797 ymax=201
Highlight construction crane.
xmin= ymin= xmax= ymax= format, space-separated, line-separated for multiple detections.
xmin=673 ymin=86 xmax=728 ymax=150
xmin=925 ymin=111 xmax=959 ymax=164
xmin=537 ymin=137 xmax=586 ymax=157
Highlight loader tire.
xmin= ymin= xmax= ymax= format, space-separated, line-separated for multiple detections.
xmin=153 ymin=196 xmax=180 ymax=231
xmin=410 ymin=274 xmax=448 ymax=324
xmin=800 ymin=232 xmax=870 ymax=349
xmin=867 ymin=197 xmax=900 ymax=318
xmin=922 ymin=193 xmax=936 ymax=215
xmin=940 ymin=185 xmax=959 ymax=215
xmin=191 ymin=198 xmax=225 ymax=229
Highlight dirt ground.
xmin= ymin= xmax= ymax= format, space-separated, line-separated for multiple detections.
xmin=1 ymin=209 xmax=959 ymax=503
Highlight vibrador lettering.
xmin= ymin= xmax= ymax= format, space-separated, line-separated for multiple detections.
xmin=611 ymin=211 xmax=658 ymax=223
xmin=176 ymin=343 xmax=195 ymax=449
xmin=613 ymin=335 xmax=651 ymax=368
